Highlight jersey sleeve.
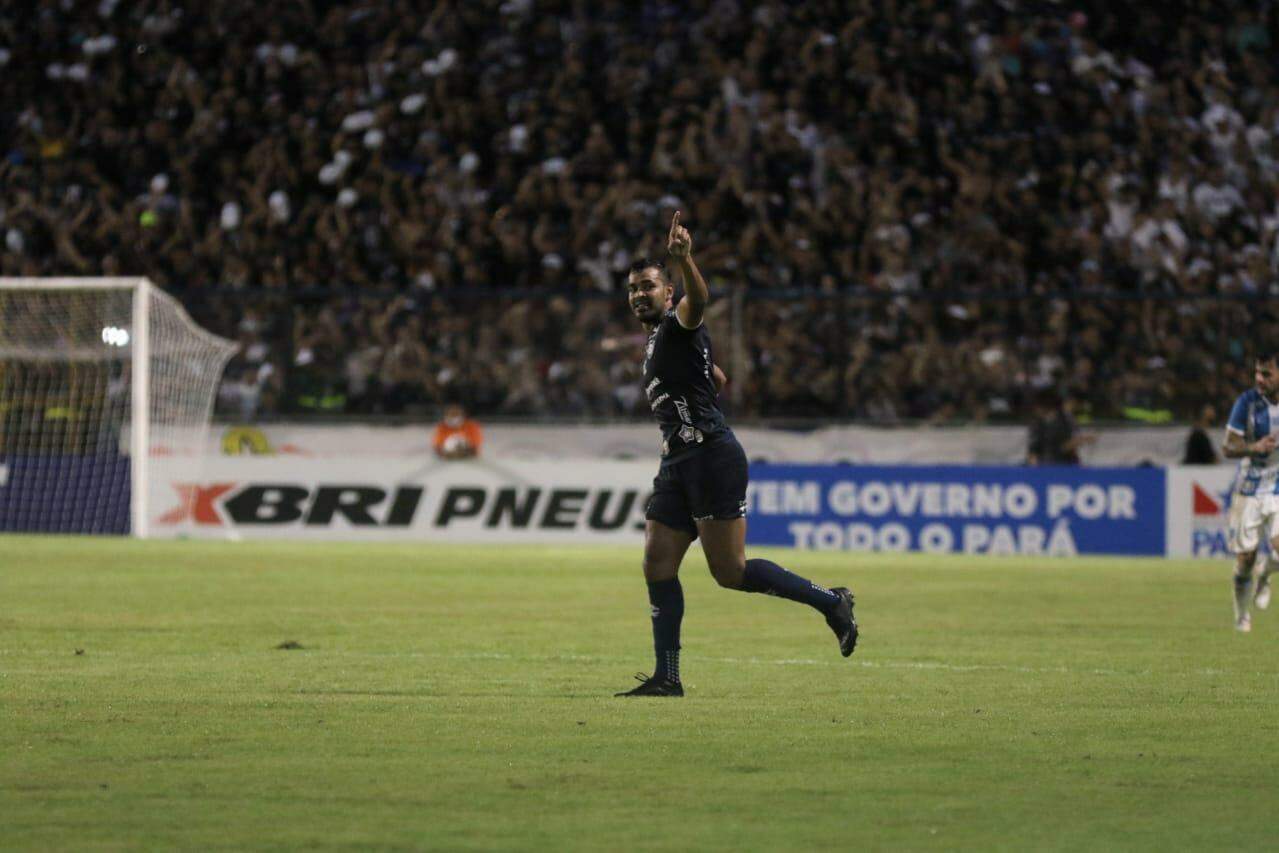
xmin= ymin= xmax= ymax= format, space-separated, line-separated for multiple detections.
xmin=1226 ymin=393 xmax=1251 ymax=435
xmin=664 ymin=309 xmax=699 ymax=333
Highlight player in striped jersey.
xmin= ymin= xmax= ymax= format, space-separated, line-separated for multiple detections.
xmin=1222 ymin=354 xmax=1279 ymax=631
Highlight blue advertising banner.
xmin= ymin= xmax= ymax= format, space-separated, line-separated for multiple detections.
xmin=0 ymin=455 xmax=131 ymax=534
xmin=745 ymin=465 xmax=1166 ymax=556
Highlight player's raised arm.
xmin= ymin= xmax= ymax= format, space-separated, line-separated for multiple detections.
xmin=668 ymin=211 xmax=708 ymax=329
xmin=1222 ymin=392 xmax=1276 ymax=458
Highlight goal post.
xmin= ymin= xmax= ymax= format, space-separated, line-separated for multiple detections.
xmin=0 ymin=277 xmax=237 ymax=537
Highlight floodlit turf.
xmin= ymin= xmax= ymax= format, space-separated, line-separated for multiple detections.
xmin=4 ymin=537 xmax=1279 ymax=851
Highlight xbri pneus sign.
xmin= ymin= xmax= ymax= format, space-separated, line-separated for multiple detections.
xmin=149 ymin=458 xmax=654 ymax=542
xmin=161 ymin=482 xmax=645 ymax=532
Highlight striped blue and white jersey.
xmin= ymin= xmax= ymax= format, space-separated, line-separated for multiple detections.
xmin=1227 ymin=388 xmax=1279 ymax=496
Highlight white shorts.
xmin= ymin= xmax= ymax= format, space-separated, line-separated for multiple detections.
xmin=1228 ymin=493 xmax=1279 ymax=554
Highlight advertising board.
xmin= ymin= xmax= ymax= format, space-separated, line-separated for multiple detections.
xmin=746 ymin=465 xmax=1167 ymax=556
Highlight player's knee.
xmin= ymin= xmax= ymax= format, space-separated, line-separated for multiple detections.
xmin=643 ymin=555 xmax=677 ymax=582
xmin=1236 ymin=551 xmax=1258 ymax=576
xmin=707 ymin=558 xmax=746 ymax=589
xmin=711 ymin=570 xmax=742 ymax=590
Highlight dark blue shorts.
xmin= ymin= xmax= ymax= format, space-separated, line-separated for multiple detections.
xmin=645 ymin=435 xmax=749 ymax=538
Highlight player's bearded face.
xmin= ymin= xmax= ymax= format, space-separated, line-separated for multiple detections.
xmin=1257 ymin=361 xmax=1279 ymax=396
xmin=627 ymin=272 xmax=670 ymax=323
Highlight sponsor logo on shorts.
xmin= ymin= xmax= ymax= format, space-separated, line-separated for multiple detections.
xmin=692 ymin=501 xmax=748 ymax=524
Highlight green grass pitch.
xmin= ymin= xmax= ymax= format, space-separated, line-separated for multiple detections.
xmin=5 ymin=536 xmax=1279 ymax=851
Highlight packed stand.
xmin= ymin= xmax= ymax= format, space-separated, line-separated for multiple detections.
xmin=3 ymin=0 xmax=1277 ymax=421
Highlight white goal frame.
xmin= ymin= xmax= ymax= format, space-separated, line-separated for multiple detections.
xmin=0 ymin=277 xmax=234 ymax=537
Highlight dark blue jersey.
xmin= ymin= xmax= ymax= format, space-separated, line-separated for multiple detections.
xmin=642 ymin=309 xmax=729 ymax=464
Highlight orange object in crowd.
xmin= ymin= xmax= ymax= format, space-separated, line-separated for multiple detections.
xmin=434 ymin=416 xmax=483 ymax=457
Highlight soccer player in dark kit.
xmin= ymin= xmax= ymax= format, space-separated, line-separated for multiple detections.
xmin=616 ymin=212 xmax=858 ymax=697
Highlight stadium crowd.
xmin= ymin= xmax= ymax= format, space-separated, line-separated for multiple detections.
xmin=3 ymin=0 xmax=1278 ymax=421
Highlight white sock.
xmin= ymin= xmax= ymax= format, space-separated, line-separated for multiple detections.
xmin=1261 ymin=556 xmax=1276 ymax=586
xmin=1235 ymin=572 xmax=1254 ymax=621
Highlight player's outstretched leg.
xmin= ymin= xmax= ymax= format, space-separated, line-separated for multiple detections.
xmin=741 ymin=559 xmax=859 ymax=657
xmin=1255 ymin=552 xmax=1276 ymax=611
xmin=700 ymin=519 xmax=858 ymax=656
xmin=1234 ymin=551 xmax=1256 ymax=632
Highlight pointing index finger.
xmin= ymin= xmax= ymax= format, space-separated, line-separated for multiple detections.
xmin=669 ymin=210 xmax=681 ymax=240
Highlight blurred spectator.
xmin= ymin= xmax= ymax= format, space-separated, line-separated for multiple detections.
xmin=1183 ymin=404 xmax=1221 ymax=465
xmin=433 ymin=403 xmax=482 ymax=460
xmin=1027 ymin=389 xmax=1094 ymax=466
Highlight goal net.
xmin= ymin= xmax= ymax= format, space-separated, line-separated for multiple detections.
xmin=0 ymin=278 xmax=236 ymax=536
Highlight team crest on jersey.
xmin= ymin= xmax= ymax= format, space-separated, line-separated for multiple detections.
xmin=678 ymin=425 xmax=704 ymax=445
